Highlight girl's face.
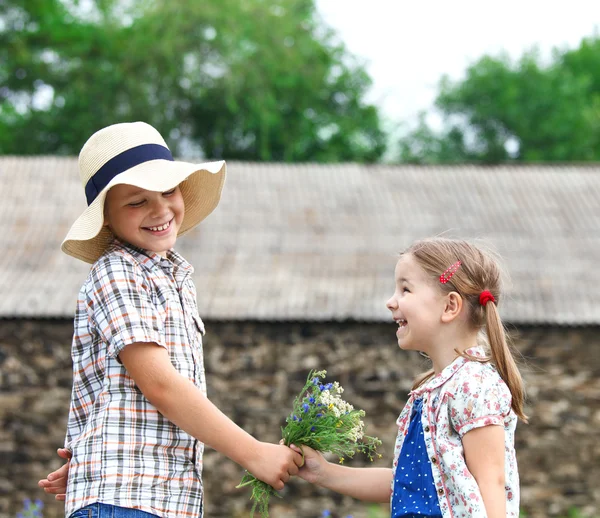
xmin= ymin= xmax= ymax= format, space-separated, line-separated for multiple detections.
xmin=104 ymin=184 xmax=185 ymax=256
xmin=386 ymin=254 xmax=447 ymax=353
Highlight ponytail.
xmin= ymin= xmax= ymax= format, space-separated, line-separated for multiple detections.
xmin=412 ymin=368 xmax=435 ymax=391
xmin=484 ymin=301 xmax=528 ymax=422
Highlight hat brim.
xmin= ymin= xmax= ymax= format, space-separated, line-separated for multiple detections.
xmin=62 ymin=159 xmax=226 ymax=263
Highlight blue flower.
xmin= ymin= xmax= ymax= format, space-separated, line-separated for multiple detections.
xmin=312 ymin=377 xmax=320 ymax=385
xmin=316 ymin=413 xmax=323 ymax=418
xmin=309 ymin=397 xmax=315 ymax=403
xmin=325 ymin=383 xmax=333 ymax=390
xmin=321 ymin=511 xmax=332 ymax=517
xmin=293 ymin=415 xmax=298 ymax=421
xmin=303 ymin=403 xmax=310 ymax=413
xmin=311 ymin=426 xmax=315 ymax=431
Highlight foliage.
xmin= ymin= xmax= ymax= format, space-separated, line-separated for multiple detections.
xmin=237 ymin=370 xmax=381 ymax=517
xmin=0 ymin=0 xmax=386 ymax=161
xmin=397 ymin=35 xmax=600 ymax=164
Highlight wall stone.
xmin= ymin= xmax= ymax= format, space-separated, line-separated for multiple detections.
xmin=0 ymin=320 xmax=599 ymax=518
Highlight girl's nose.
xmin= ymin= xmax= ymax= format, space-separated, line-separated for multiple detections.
xmin=386 ymin=297 xmax=397 ymax=311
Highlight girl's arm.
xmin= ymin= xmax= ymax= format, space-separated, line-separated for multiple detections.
xmin=291 ymin=444 xmax=392 ymax=503
xmin=462 ymin=425 xmax=506 ymax=518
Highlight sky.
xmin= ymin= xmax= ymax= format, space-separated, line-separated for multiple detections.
xmin=316 ymin=0 xmax=600 ymax=130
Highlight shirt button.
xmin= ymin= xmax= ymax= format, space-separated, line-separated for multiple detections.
xmin=431 ymin=456 xmax=437 ymax=463
xmin=438 ymin=488 xmax=444 ymax=495
xmin=424 ymin=426 xmax=430 ymax=432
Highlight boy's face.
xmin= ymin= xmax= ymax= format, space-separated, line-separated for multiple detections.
xmin=104 ymin=184 xmax=185 ymax=256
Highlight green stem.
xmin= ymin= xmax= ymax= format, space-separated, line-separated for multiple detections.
xmin=235 ymin=478 xmax=257 ymax=489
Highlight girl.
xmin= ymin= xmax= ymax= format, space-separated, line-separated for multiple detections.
xmin=291 ymin=237 xmax=527 ymax=518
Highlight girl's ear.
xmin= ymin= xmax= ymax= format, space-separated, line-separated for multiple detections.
xmin=441 ymin=291 xmax=463 ymax=323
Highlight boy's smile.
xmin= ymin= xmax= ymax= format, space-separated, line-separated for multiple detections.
xmin=145 ymin=219 xmax=173 ymax=233
xmin=104 ymin=184 xmax=185 ymax=256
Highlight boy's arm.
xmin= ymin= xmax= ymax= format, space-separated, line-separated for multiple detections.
xmin=119 ymin=342 xmax=302 ymax=490
xmin=462 ymin=425 xmax=506 ymax=518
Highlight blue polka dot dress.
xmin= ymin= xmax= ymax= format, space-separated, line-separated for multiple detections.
xmin=391 ymin=398 xmax=442 ymax=517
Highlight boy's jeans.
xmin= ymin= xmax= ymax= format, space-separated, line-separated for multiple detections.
xmin=69 ymin=503 xmax=159 ymax=518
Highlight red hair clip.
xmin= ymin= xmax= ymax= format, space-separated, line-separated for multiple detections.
xmin=440 ymin=260 xmax=461 ymax=284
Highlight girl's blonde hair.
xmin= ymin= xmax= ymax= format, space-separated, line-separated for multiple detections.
xmin=405 ymin=237 xmax=527 ymax=422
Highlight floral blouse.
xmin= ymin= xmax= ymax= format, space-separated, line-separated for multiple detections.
xmin=391 ymin=346 xmax=520 ymax=517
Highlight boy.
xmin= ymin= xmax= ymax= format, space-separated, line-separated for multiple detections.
xmin=41 ymin=122 xmax=302 ymax=517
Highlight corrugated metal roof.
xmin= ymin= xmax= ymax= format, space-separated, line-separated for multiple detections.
xmin=1 ymin=157 xmax=599 ymax=324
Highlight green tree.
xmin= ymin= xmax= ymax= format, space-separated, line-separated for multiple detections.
xmin=397 ymin=35 xmax=600 ymax=164
xmin=0 ymin=0 xmax=386 ymax=161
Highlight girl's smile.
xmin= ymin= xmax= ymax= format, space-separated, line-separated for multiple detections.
xmin=395 ymin=319 xmax=408 ymax=338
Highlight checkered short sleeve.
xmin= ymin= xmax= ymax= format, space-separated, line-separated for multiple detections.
xmin=88 ymin=253 xmax=166 ymax=358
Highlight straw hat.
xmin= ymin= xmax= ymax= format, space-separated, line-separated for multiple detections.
xmin=62 ymin=121 xmax=226 ymax=263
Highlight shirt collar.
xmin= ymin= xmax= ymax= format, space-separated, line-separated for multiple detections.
xmin=166 ymin=248 xmax=194 ymax=274
xmin=108 ymin=238 xmax=193 ymax=276
xmin=410 ymin=346 xmax=488 ymax=395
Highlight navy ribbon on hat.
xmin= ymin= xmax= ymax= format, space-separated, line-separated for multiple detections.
xmin=85 ymin=143 xmax=174 ymax=205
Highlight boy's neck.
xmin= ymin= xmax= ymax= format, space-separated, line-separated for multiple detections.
xmin=113 ymin=236 xmax=171 ymax=260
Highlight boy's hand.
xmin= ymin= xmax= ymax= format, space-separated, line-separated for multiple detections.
xmin=247 ymin=442 xmax=303 ymax=491
xmin=290 ymin=444 xmax=326 ymax=485
xmin=38 ymin=448 xmax=71 ymax=500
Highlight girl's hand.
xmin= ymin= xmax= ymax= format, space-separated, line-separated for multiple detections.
xmin=289 ymin=444 xmax=327 ymax=485
xmin=38 ymin=448 xmax=72 ymax=500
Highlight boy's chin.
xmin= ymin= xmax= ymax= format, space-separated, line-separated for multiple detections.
xmin=144 ymin=234 xmax=177 ymax=250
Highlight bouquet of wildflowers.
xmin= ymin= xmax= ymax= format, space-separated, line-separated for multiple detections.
xmin=237 ymin=370 xmax=382 ymax=517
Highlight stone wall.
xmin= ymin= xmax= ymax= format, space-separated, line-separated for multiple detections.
xmin=1 ymin=320 xmax=599 ymax=518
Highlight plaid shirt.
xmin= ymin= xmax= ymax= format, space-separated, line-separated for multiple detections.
xmin=65 ymin=239 xmax=207 ymax=518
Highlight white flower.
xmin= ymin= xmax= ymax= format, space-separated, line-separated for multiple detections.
xmin=349 ymin=419 xmax=365 ymax=441
xmin=319 ymin=389 xmax=355 ymax=417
